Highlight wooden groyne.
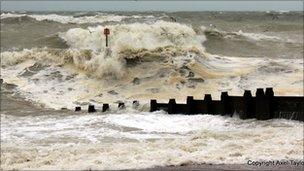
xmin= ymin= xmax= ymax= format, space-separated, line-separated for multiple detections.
xmin=75 ymin=100 xmax=139 ymax=113
xmin=150 ymin=88 xmax=304 ymax=121
xmin=75 ymin=88 xmax=303 ymax=122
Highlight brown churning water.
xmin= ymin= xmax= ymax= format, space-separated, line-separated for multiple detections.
xmin=0 ymin=11 xmax=303 ymax=170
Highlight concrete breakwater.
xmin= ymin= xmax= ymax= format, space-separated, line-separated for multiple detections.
xmin=75 ymin=88 xmax=303 ymax=122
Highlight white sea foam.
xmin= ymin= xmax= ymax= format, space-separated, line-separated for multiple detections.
xmin=202 ymin=26 xmax=283 ymax=42
xmin=1 ymin=14 xmax=303 ymax=171
xmin=1 ymin=12 xmax=154 ymax=24
xmin=0 ymin=21 xmax=208 ymax=108
xmin=29 ymin=14 xmax=127 ymax=24
xmin=1 ymin=49 xmax=302 ymax=109
xmin=1 ymin=113 xmax=303 ymax=170
xmin=60 ymin=21 xmax=205 ymax=52
xmin=235 ymin=30 xmax=281 ymax=41
xmin=1 ymin=21 xmax=303 ymax=110
xmin=0 ymin=12 xmax=26 ymax=19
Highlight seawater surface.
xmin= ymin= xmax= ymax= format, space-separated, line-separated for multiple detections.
xmin=0 ymin=11 xmax=303 ymax=170
xmin=1 ymin=111 xmax=303 ymax=170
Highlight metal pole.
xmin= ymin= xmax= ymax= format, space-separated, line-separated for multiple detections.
xmin=106 ymin=35 xmax=108 ymax=47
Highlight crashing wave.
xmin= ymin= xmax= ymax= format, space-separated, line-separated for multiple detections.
xmin=202 ymin=26 xmax=282 ymax=42
xmin=2 ymin=21 xmax=207 ymax=78
xmin=1 ymin=12 xmax=154 ymax=24
xmin=1 ymin=21 xmax=303 ymax=109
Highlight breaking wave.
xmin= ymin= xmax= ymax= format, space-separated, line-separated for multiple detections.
xmin=202 ymin=26 xmax=285 ymax=42
xmin=1 ymin=12 xmax=304 ymax=171
xmin=1 ymin=12 xmax=154 ymax=24
xmin=2 ymin=21 xmax=206 ymax=78
xmin=1 ymin=21 xmax=303 ymax=109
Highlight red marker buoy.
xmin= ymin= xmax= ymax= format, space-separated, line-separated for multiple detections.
xmin=103 ymin=28 xmax=110 ymax=47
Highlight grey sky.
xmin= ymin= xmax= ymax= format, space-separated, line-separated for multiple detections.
xmin=1 ymin=1 xmax=303 ymax=12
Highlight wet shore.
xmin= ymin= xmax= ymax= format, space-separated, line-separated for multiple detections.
xmin=140 ymin=163 xmax=304 ymax=171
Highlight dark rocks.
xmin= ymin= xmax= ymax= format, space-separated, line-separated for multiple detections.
xmin=189 ymin=78 xmax=205 ymax=83
xmin=132 ymin=77 xmax=140 ymax=85
xmin=187 ymin=71 xmax=195 ymax=78
xmin=108 ymin=90 xmax=118 ymax=95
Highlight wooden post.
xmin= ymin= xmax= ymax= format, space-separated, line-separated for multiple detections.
xmin=186 ymin=96 xmax=194 ymax=114
xmin=102 ymin=104 xmax=109 ymax=112
xmin=221 ymin=92 xmax=232 ymax=116
xmin=150 ymin=99 xmax=157 ymax=112
xmin=265 ymin=87 xmax=274 ymax=119
xmin=204 ymin=94 xmax=213 ymax=114
xmin=75 ymin=106 xmax=81 ymax=112
xmin=168 ymin=99 xmax=176 ymax=114
xmin=255 ymin=88 xmax=270 ymax=120
xmin=243 ymin=90 xmax=254 ymax=119
xmin=133 ymin=100 xmax=139 ymax=108
xmin=118 ymin=102 xmax=125 ymax=109
xmin=88 ymin=105 xmax=96 ymax=113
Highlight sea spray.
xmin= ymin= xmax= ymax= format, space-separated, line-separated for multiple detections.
xmin=1 ymin=11 xmax=303 ymax=171
xmin=1 ymin=21 xmax=303 ymax=109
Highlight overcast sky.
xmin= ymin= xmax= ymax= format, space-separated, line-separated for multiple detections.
xmin=1 ymin=1 xmax=303 ymax=12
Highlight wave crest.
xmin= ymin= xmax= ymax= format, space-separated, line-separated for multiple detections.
xmin=1 ymin=21 xmax=303 ymax=109
xmin=1 ymin=12 xmax=153 ymax=24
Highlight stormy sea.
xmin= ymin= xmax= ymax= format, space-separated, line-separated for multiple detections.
xmin=0 ymin=11 xmax=303 ymax=170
